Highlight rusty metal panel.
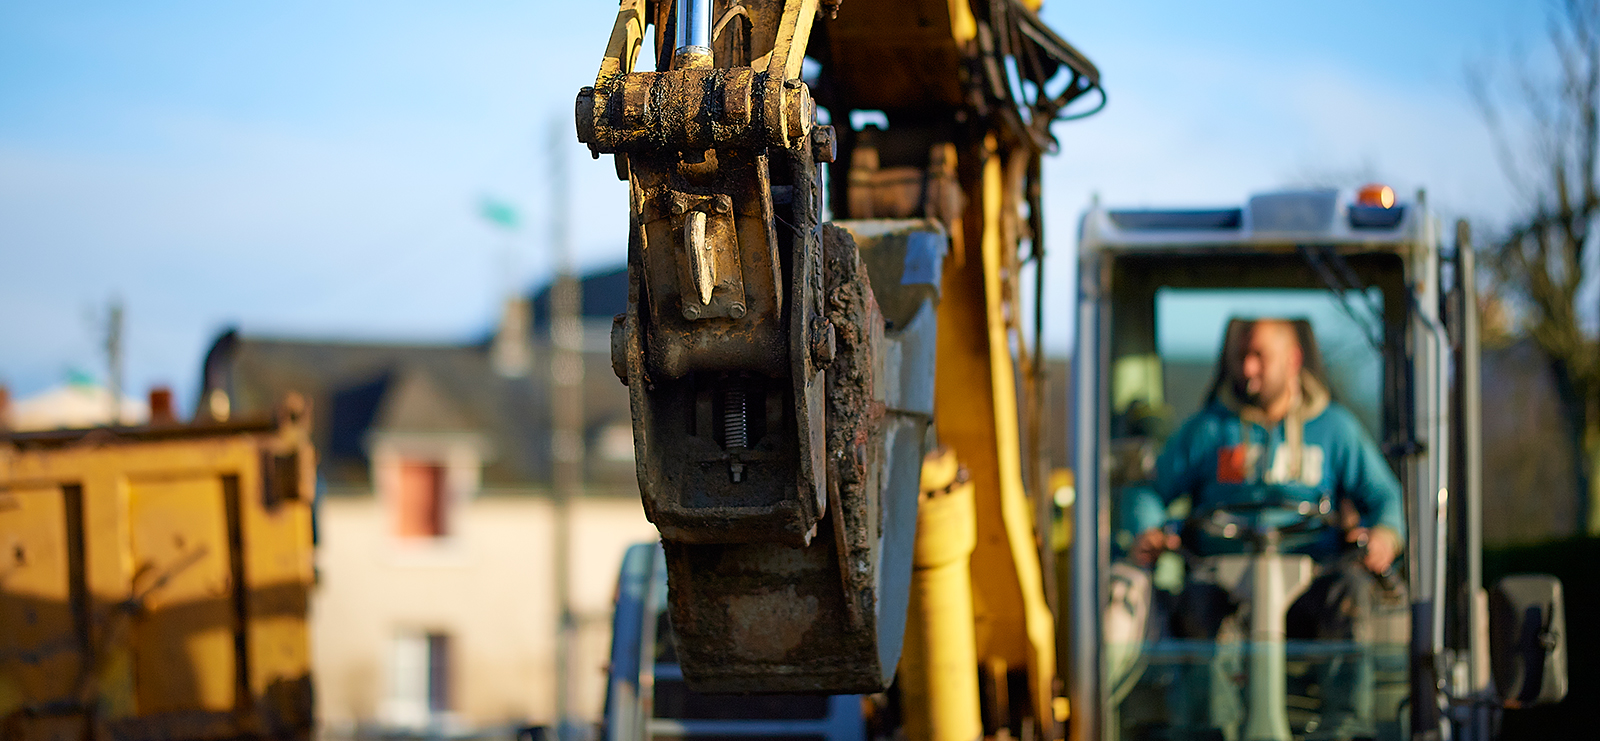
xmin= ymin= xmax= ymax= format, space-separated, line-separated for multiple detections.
xmin=0 ymin=485 xmax=83 ymax=711
xmin=0 ymin=408 xmax=314 ymax=741
xmin=239 ymin=450 xmax=314 ymax=734
xmin=126 ymin=474 xmax=237 ymax=715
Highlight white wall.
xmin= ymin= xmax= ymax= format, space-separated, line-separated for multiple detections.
xmin=311 ymin=492 xmax=660 ymax=733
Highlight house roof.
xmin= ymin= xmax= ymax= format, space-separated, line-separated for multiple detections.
xmin=202 ymin=269 xmax=638 ymax=493
xmin=529 ymin=265 xmax=629 ymax=331
xmin=373 ymin=368 xmax=480 ymax=434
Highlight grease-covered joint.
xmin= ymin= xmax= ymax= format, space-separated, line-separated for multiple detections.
xmin=723 ymin=67 xmax=754 ymax=127
xmin=576 ymin=67 xmax=815 ymax=155
xmin=672 ymin=48 xmax=714 ymax=71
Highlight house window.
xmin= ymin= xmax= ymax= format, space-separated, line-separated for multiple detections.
xmin=395 ymin=460 xmax=446 ymax=539
xmin=383 ymin=630 xmax=452 ymax=727
xmin=426 ymin=633 xmax=451 ymax=715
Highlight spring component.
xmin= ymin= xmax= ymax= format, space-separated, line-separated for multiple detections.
xmin=722 ymin=380 xmax=749 ymax=450
xmin=721 ymin=377 xmax=750 ymax=483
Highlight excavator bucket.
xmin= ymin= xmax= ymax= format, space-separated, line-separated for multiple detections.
xmin=612 ymin=219 xmax=945 ymax=692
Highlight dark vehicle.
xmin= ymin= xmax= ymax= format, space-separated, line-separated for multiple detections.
xmin=601 ymin=543 xmax=867 ymax=741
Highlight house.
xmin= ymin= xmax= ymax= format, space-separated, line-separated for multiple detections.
xmin=197 ymin=266 xmax=658 ymax=739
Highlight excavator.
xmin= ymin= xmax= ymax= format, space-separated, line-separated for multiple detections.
xmin=575 ymin=0 xmax=1098 ymax=740
xmin=576 ymin=2 xmax=1570 ymax=741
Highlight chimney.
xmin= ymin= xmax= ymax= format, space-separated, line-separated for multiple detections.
xmin=148 ymin=386 xmax=177 ymax=426
xmin=492 ymin=296 xmax=533 ymax=377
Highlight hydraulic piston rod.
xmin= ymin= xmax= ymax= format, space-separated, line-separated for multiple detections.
xmin=673 ymin=0 xmax=712 ymax=69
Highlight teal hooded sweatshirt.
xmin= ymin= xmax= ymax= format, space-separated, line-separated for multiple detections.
xmin=1122 ymin=371 xmax=1405 ymax=559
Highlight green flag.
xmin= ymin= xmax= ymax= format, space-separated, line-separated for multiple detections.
xmin=480 ymin=197 xmax=520 ymax=230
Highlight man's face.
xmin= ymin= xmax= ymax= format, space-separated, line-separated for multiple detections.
xmin=1234 ymin=321 xmax=1302 ymax=407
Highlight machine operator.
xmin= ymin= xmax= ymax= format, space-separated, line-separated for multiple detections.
xmin=1122 ymin=317 xmax=1405 ymax=740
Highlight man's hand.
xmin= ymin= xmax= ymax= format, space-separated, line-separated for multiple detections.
xmin=1347 ymin=526 xmax=1399 ymax=575
xmin=1131 ymin=527 xmax=1180 ymax=568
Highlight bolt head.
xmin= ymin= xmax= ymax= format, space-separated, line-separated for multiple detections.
xmin=727 ymin=302 xmax=747 ymax=318
xmin=812 ymin=319 xmax=836 ymax=365
xmin=784 ymin=82 xmax=813 ymax=142
xmin=811 ymin=125 xmax=837 ymax=164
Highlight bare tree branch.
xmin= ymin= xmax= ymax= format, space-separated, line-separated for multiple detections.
xmin=1474 ymin=0 xmax=1600 ymax=532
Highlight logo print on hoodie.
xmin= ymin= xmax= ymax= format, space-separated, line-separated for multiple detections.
xmin=1216 ymin=443 xmax=1324 ymax=486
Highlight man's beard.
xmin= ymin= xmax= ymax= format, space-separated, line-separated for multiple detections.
xmin=1234 ymin=376 xmax=1271 ymax=408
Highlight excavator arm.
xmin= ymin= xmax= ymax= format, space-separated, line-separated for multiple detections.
xmin=576 ymin=0 xmax=1100 ymax=737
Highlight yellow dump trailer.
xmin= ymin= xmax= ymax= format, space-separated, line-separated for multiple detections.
xmin=0 ymin=398 xmax=315 ymax=741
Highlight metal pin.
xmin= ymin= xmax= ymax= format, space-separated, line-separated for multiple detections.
xmin=685 ymin=211 xmax=714 ymax=307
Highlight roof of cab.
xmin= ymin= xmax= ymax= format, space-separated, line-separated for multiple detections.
xmin=1079 ymin=188 xmax=1430 ymax=254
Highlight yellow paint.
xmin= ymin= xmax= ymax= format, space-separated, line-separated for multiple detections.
xmin=946 ymin=0 xmax=977 ymax=43
xmin=900 ymin=449 xmax=982 ymax=741
xmin=783 ymin=0 xmax=820 ymax=80
xmin=932 ymin=136 xmax=1057 ymax=734
xmin=96 ymin=647 xmax=137 ymax=719
xmin=129 ymin=475 xmax=236 ymax=713
xmin=754 ymin=0 xmax=820 ymax=78
xmin=240 ymin=460 xmax=313 ymax=696
xmin=928 ymin=136 xmax=1062 ymax=732
xmin=0 ymin=485 xmax=78 ymax=710
xmin=0 ymin=673 xmax=20 ymax=720
xmin=595 ymin=0 xmax=647 ymax=81
xmin=0 ymin=417 xmax=314 ymax=739
xmin=977 ymin=141 xmax=1058 ymax=731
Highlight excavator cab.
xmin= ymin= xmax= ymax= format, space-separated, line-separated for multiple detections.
xmin=1102 ymin=311 xmax=1407 ymax=741
xmin=1067 ymin=188 xmax=1568 ymax=741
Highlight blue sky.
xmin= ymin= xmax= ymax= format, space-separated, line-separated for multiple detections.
xmin=0 ymin=0 xmax=1536 ymax=414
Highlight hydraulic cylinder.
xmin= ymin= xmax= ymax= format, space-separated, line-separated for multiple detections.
xmin=900 ymin=448 xmax=983 ymax=741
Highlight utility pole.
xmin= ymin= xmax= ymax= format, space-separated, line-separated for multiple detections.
xmin=548 ymin=120 xmax=583 ymax=741
xmin=106 ymin=298 xmax=124 ymax=425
